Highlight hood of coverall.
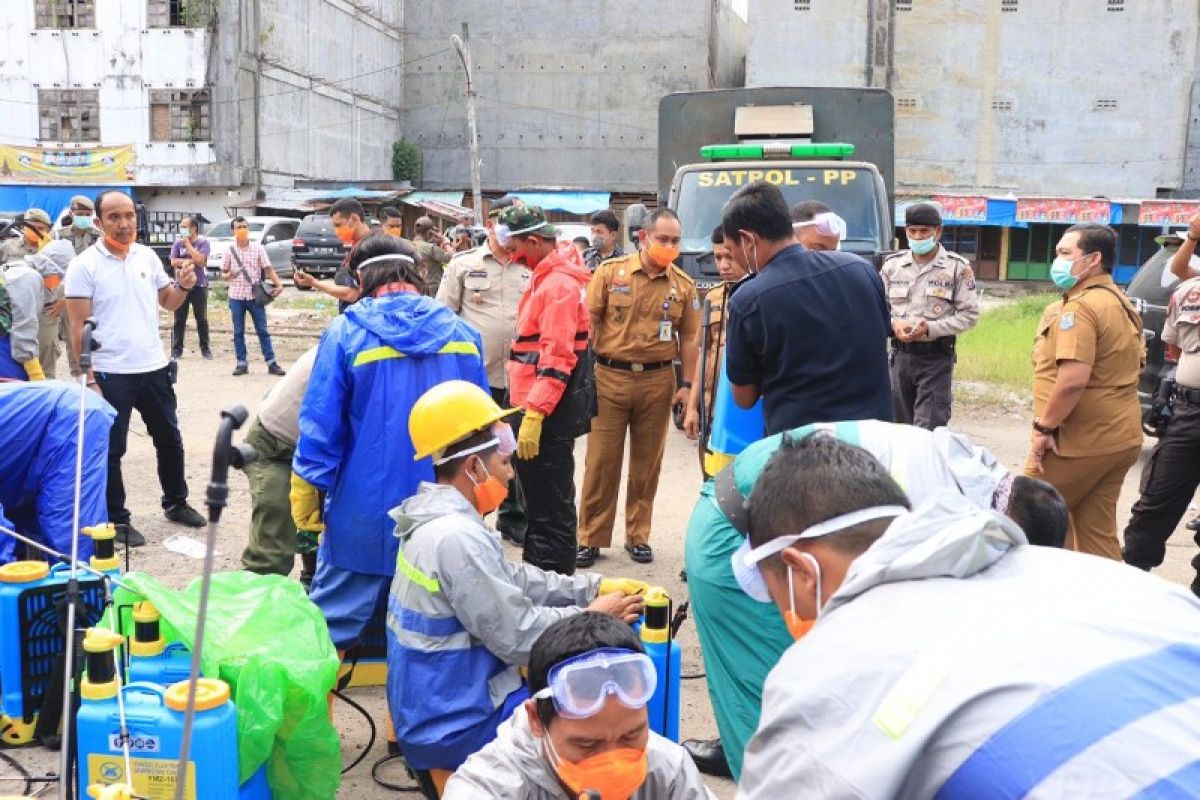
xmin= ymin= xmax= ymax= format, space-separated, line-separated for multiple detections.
xmin=342 ymin=290 xmax=465 ymax=357
xmin=531 ymin=240 xmax=592 ymax=291
xmin=389 ymin=481 xmax=483 ymax=540
xmin=823 ymin=490 xmax=1028 ymax=619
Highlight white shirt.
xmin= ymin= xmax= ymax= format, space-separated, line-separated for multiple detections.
xmin=64 ymin=240 xmax=171 ymax=374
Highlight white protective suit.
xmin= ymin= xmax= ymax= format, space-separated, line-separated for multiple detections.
xmin=444 ymin=701 xmax=716 ymax=799
xmin=739 ymin=492 xmax=1200 ymax=799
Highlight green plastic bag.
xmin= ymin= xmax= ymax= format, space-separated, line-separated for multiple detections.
xmin=111 ymin=571 xmax=341 ymax=799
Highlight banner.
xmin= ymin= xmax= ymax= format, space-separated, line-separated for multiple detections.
xmin=0 ymin=144 xmax=135 ymax=184
xmin=1016 ymin=198 xmax=1112 ymax=224
xmin=932 ymin=195 xmax=988 ymax=222
xmin=1138 ymin=200 xmax=1200 ymax=227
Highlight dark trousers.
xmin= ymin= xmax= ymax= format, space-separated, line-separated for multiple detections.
xmin=95 ymin=365 xmax=189 ymax=525
xmin=890 ymin=348 xmax=954 ymax=430
xmin=1123 ymin=399 xmax=1200 ymax=593
xmin=229 ymin=298 xmax=276 ymax=365
xmin=171 ymin=286 xmax=210 ymax=356
xmin=514 ymin=413 xmax=578 ymax=575
xmin=490 ymin=387 xmax=527 ymax=539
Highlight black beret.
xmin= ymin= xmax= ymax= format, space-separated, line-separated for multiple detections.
xmin=905 ymin=203 xmax=943 ymax=227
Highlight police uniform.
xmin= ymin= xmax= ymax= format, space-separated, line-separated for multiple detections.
xmin=1027 ymin=272 xmax=1144 ymax=560
xmin=1123 ymin=277 xmax=1200 ymax=595
xmin=578 ymin=252 xmax=699 ymax=556
xmin=882 ymin=244 xmax=980 ymax=429
xmin=437 ymin=243 xmax=532 ymax=541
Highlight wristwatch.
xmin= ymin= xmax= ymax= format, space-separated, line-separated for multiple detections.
xmin=1032 ymin=418 xmax=1059 ymax=436
xmin=680 ymin=381 xmax=693 ymax=390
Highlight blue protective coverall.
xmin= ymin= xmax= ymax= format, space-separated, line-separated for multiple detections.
xmin=0 ymin=381 xmax=115 ymax=563
xmin=292 ymin=290 xmax=488 ymax=645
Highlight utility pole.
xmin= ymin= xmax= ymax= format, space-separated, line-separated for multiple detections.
xmin=451 ymin=22 xmax=484 ymax=226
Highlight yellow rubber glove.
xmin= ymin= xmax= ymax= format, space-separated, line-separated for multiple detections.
xmin=517 ymin=409 xmax=544 ymax=461
xmin=599 ymin=577 xmax=650 ymax=596
xmin=289 ymin=473 xmax=325 ymax=533
xmin=22 ymin=357 xmax=45 ymax=381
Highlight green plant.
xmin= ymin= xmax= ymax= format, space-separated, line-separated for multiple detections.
xmin=955 ymin=294 xmax=1058 ymax=391
xmin=181 ymin=0 xmax=218 ymax=28
xmin=392 ymin=140 xmax=422 ymax=182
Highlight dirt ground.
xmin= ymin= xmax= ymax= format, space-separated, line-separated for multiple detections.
xmin=8 ymin=294 xmax=1196 ymax=798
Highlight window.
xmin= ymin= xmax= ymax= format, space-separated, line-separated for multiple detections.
xmin=149 ymin=90 xmax=211 ymax=142
xmin=1107 ymin=0 xmax=1124 ymax=11
xmin=895 ymin=93 xmax=921 ymax=111
xmin=38 ymin=90 xmax=100 ymax=142
xmin=35 ymin=0 xmax=95 ymax=28
xmin=1095 ymin=98 xmax=1119 ymax=111
xmin=896 ymin=0 xmax=913 ymax=10
xmin=1001 ymin=0 xmax=1019 ymax=10
xmin=941 ymin=227 xmax=979 ymax=259
xmin=794 ymin=0 xmax=812 ymax=9
xmin=991 ymin=99 xmax=1014 ymax=112
xmin=147 ymin=0 xmax=186 ymax=27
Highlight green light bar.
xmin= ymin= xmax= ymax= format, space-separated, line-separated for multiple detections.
xmin=700 ymin=142 xmax=856 ymax=160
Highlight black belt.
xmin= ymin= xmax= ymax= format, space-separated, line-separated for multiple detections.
xmin=1174 ymin=385 xmax=1200 ymax=405
xmin=891 ymin=336 xmax=956 ymax=355
xmin=595 ymin=355 xmax=673 ymax=372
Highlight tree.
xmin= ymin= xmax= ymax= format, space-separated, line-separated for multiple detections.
xmin=392 ymin=140 xmax=421 ymax=183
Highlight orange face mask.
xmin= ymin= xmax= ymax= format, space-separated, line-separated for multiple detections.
xmin=646 ymin=242 xmax=679 ymax=269
xmin=103 ymin=235 xmax=129 ymax=257
xmin=234 ymin=227 xmax=250 ymax=244
xmin=334 ymin=224 xmax=357 ymax=245
xmin=468 ymin=461 xmax=509 ymax=516
xmin=784 ymin=553 xmax=822 ymax=641
xmin=546 ymin=737 xmax=648 ymax=800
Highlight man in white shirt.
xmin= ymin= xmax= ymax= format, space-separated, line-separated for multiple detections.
xmin=64 ymin=191 xmax=206 ymax=546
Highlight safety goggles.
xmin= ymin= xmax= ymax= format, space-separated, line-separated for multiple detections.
xmin=792 ymin=211 xmax=848 ymax=242
xmin=432 ymin=422 xmax=516 ymax=465
xmin=733 ymin=505 xmax=908 ymax=602
xmin=533 ymin=648 xmax=657 ymax=720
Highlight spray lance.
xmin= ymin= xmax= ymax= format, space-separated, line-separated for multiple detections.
xmin=172 ymin=406 xmax=255 ymax=800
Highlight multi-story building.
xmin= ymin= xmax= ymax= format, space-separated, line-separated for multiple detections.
xmin=0 ymin=0 xmax=403 ymax=223
xmin=746 ymin=0 xmax=1200 ymax=282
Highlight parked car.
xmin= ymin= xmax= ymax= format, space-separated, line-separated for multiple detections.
xmin=205 ymin=216 xmax=300 ymax=280
xmin=1125 ymin=231 xmax=1200 ymax=428
xmin=291 ymin=213 xmax=349 ymax=286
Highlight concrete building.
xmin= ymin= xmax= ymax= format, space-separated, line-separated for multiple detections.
xmin=401 ymin=1 xmax=747 ymax=196
xmin=0 ymin=0 xmax=402 ymax=222
xmin=746 ymin=0 xmax=1200 ymax=199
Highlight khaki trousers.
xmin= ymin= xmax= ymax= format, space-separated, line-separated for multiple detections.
xmin=578 ymin=365 xmax=675 ymax=548
xmin=1026 ymin=445 xmax=1140 ymax=560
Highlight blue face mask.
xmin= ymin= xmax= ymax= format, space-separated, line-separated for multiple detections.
xmin=73 ymin=214 xmax=93 ymax=231
xmin=909 ymin=236 xmax=937 ymax=256
xmin=1051 ymin=255 xmax=1085 ymax=290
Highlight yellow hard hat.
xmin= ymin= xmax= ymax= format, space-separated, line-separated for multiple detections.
xmin=410 ymin=380 xmax=516 ymax=461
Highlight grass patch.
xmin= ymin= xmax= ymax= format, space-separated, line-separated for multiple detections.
xmin=956 ymin=294 xmax=1058 ymax=391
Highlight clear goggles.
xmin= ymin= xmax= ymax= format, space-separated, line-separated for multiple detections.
xmin=732 ymin=505 xmax=908 ymax=602
xmin=792 ymin=211 xmax=848 ymax=242
xmin=431 ymin=421 xmax=516 ymax=465
xmin=532 ymin=648 xmax=657 ymax=720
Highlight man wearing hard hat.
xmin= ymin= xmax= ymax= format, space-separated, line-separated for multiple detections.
xmin=386 ymin=380 xmax=647 ymax=796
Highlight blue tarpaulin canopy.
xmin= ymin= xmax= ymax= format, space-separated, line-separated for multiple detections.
xmin=305 ymin=186 xmax=399 ymax=201
xmin=0 ymin=185 xmax=133 ymax=226
xmin=401 ymin=191 xmax=464 ymax=205
xmin=509 ymin=192 xmax=611 ymax=215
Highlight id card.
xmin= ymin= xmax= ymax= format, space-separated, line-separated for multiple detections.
xmin=658 ymin=320 xmax=673 ymax=342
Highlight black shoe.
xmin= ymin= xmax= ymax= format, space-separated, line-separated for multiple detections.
xmin=679 ymin=568 xmax=688 ymax=583
xmin=683 ymin=738 xmax=732 ymax=778
xmin=500 ymin=527 xmax=526 ymax=546
xmin=576 ymin=546 xmax=599 ymax=568
xmin=114 ymin=523 xmax=146 ymax=548
xmin=201 ymin=350 xmax=213 ymax=360
xmin=233 ymin=363 xmax=248 ymax=376
xmin=625 ymin=543 xmax=653 ymax=564
xmin=1187 ymin=517 xmax=1200 ymax=532
xmin=170 ymin=351 xmax=182 ymax=360
xmin=268 ymin=362 xmax=286 ymax=376
xmin=165 ymin=503 xmax=206 ymax=528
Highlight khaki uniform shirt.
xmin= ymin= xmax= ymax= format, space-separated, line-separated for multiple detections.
xmin=881 ymin=245 xmax=981 ymax=340
xmin=415 ymin=239 xmax=452 ymax=294
xmin=1165 ymin=277 xmax=1200 ymax=389
xmin=437 ymin=244 xmax=532 ymax=389
xmin=1031 ymin=273 xmax=1144 ymax=457
xmin=695 ymin=281 xmax=735 ymax=412
xmin=588 ymin=252 xmax=700 ymax=363
xmin=57 ymin=226 xmax=100 ymax=256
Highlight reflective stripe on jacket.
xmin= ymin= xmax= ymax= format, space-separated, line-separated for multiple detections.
xmin=386 ymin=483 xmax=601 ymax=769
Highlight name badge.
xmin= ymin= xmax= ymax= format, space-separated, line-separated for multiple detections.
xmin=658 ymin=320 xmax=673 ymax=342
